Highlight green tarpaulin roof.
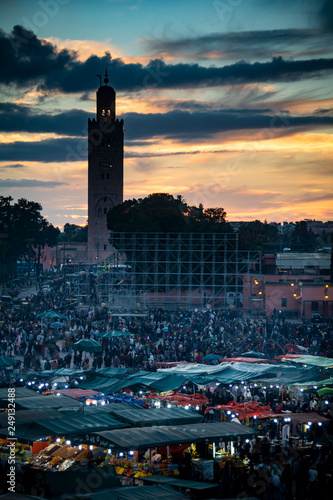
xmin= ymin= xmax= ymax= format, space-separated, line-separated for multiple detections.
xmin=0 ymin=413 xmax=128 ymax=443
xmin=61 ymin=485 xmax=187 ymax=500
xmin=107 ymin=485 xmax=188 ymax=500
xmin=0 ymin=387 xmax=38 ymax=400
xmin=0 ymin=408 xmax=66 ymax=428
xmin=36 ymin=412 xmax=128 ymax=435
xmin=105 ymin=406 xmax=204 ymax=427
xmin=284 ymin=355 xmax=333 ymax=369
xmin=11 ymin=395 xmax=81 ymax=410
xmin=90 ymin=421 xmax=257 ymax=450
xmin=142 ymin=475 xmax=219 ymax=490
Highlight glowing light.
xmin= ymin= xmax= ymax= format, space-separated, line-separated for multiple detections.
xmin=89 ymin=445 xmax=93 ymax=451
xmin=66 ymin=440 xmax=71 ymax=445
xmin=119 ymin=452 xmax=124 ymax=457
xmin=108 ymin=449 xmax=112 ymax=454
xmin=318 ymin=422 xmax=322 ymax=426
xmin=129 ymin=451 xmax=134 ymax=455
xmin=56 ymin=438 xmax=61 ymax=443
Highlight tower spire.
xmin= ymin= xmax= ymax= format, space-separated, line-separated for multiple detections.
xmin=104 ymin=69 xmax=109 ymax=85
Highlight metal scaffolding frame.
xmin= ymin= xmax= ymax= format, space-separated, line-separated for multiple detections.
xmin=92 ymin=232 xmax=262 ymax=310
xmin=60 ymin=233 xmax=263 ymax=312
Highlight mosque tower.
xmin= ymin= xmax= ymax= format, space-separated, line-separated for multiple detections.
xmin=87 ymin=70 xmax=124 ymax=261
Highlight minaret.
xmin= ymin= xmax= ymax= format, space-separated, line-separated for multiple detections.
xmin=87 ymin=70 xmax=124 ymax=262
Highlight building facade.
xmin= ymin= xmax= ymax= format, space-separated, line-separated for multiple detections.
xmin=87 ymin=71 xmax=124 ymax=261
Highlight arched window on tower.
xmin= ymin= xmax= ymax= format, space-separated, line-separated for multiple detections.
xmin=103 ymin=244 xmax=107 ymax=250
xmin=104 ymin=207 xmax=107 ymax=215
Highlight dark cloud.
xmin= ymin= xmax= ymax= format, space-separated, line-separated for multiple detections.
xmin=0 ymin=110 xmax=332 ymax=162
xmin=145 ymin=29 xmax=332 ymax=60
xmin=0 ymin=179 xmax=68 ymax=188
xmin=318 ymin=0 xmax=333 ymax=31
xmin=0 ymin=163 xmax=26 ymax=169
xmin=0 ymin=103 xmax=88 ymax=136
xmin=0 ymin=138 xmax=87 ymax=162
xmin=1 ymin=26 xmax=333 ymax=93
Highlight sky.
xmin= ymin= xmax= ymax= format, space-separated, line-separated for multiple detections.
xmin=0 ymin=0 xmax=333 ymax=228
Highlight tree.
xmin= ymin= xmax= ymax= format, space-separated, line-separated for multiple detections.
xmin=58 ymin=223 xmax=88 ymax=242
xmin=287 ymin=221 xmax=317 ymax=251
xmin=107 ymin=193 xmax=231 ymax=233
xmin=238 ymin=220 xmax=279 ymax=251
xmin=0 ymin=196 xmax=60 ymax=282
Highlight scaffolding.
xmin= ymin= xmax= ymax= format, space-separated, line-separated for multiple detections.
xmin=90 ymin=232 xmax=262 ymax=311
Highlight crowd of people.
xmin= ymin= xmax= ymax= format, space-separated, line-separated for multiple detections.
xmin=0 ymin=278 xmax=333 ymax=375
xmin=0 ymin=278 xmax=333 ymax=498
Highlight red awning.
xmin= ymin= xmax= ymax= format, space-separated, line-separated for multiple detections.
xmin=56 ymin=389 xmax=100 ymax=399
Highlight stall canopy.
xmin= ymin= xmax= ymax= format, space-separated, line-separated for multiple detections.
xmin=142 ymin=476 xmax=219 ymax=491
xmin=61 ymin=485 xmax=188 ymax=500
xmin=284 ymin=355 xmax=333 ymax=369
xmin=275 ymin=412 xmax=329 ymax=424
xmin=89 ymin=421 xmax=257 ymax=450
xmin=0 ymin=408 xmax=66 ymax=428
xmin=0 ymin=387 xmax=38 ymax=401
xmin=0 ymin=413 xmax=128 ymax=443
xmin=104 ymin=406 xmax=204 ymax=427
xmin=10 ymin=395 xmax=81 ymax=410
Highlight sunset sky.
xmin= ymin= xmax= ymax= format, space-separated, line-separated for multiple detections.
xmin=0 ymin=0 xmax=333 ymax=228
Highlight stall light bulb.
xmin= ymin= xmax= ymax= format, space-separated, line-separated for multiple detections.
xmin=167 ymin=404 xmax=171 ymax=408
xmin=65 ymin=385 xmax=69 ymax=389
xmin=313 ymin=386 xmax=317 ymax=389
xmin=318 ymin=422 xmax=322 ymax=427
xmin=185 ymin=405 xmax=189 ymax=410
xmin=129 ymin=451 xmax=134 ymax=455
xmin=253 ymin=415 xmax=257 ymax=419
xmin=241 ymin=381 xmax=244 ymax=385
xmin=274 ymin=419 xmax=278 ymax=423
xmin=101 ymin=401 xmax=105 ymax=406
xmin=56 ymin=393 xmax=61 ymax=396
xmin=183 ymin=386 xmax=186 ymax=390
xmin=325 ymin=400 xmax=329 ymax=405
xmin=227 ymin=411 xmax=231 ymax=415
xmin=89 ymin=445 xmax=93 ymax=451
xmin=20 ymin=379 xmax=23 ymax=382
xmin=74 ymin=381 xmax=78 ymax=385
xmin=308 ymin=422 xmax=312 ymax=426
xmin=56 ymin=438 xmax=60 ymax=443
xmin=216 ymin=383 xmax=220 ymax=386
xmin=254 ymin=384 xmax=258 ymax=387
xmin=139 ymin=391 xmax=143 ymax=394
xmin=53 ymin=382 xmax=57 ymax=387
xmin=108 ymin=449 xmax=112 ymax=454
xmin=28 ymin=382 xmax=31 ymax=386
xmin=66 ymin=440 xmax=71 ymax=445
xmin=86 ymin=401 xmax=90 ymax=406
xmin=79 ymin=376 xmax=83 ymax=380
xmin=195 ymin=406 xmax=200 ymax=411
xmin=119 ymin=452 xmax=124 ymax=457
xmin=235 ymin=386 xmax=238 ymax=390
xmin=276 ymin=385 xmax=279 ymax=388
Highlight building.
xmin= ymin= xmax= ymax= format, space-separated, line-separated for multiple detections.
xmin=87 ymin=70 xmax=124 ymax=261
